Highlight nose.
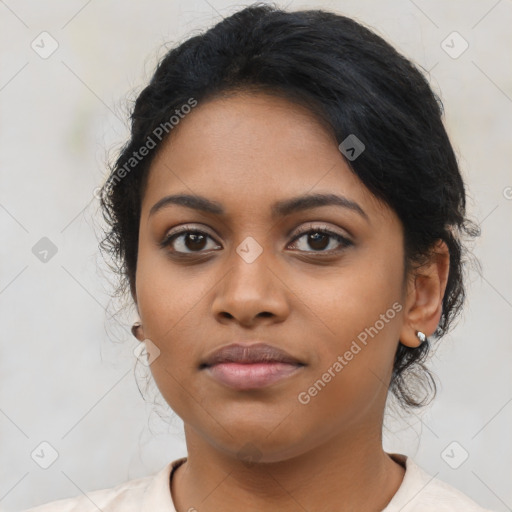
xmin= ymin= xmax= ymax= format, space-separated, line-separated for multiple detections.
xmin=211 ymin=241 xmax=290 ymax=327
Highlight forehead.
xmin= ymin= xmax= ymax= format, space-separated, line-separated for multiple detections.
xmin=140 ymin=92 xmax=388 ymax=222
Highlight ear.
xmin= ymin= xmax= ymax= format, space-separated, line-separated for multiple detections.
xmin=399 ymin=240 xmax=450 ymax=348
xmin=131 ymin=321 xmax=146 ymax=342
xmin=129 ymin=280 xmax=145 ymax=342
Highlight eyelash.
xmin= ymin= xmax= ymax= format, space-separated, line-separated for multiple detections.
xmin=159 ymin=224 xmax=353 ymax=256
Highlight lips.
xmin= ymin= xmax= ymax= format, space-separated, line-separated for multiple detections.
xmin=201 ymin=343 xmax=304 ymax=390
xmin=201 ymin=343 xmax=303 ymax=367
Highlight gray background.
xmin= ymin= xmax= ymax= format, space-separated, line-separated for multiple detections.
xmin=1 ymin=0 xmax=511 ymax=510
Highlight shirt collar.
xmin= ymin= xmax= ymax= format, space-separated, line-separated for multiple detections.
xmin=140 ymin=456 xmax=187 ymax=511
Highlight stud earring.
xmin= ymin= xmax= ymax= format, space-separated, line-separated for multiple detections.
xmin=416 ymin=330 xmax=427 ymax=344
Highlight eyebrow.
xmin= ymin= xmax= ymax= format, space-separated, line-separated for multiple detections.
xmin=148 ymin=192 xmax=369 ymax=222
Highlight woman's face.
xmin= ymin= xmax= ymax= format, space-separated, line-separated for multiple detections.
xmin=134 ymin=92 xmax=414 ymax=462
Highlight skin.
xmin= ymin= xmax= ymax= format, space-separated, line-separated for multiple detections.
xmin=131 ymin=91 xmax=450 ymax=512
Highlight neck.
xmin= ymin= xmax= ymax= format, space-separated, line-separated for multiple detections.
xmin=171 ymin=422 xmax=405 ymax=512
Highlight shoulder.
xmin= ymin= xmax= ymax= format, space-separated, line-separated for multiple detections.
xmin=20 ymin=473 xmax=155 ymax=512
xmin=20 ymin=458 xmax=185 ymax=512
xmin=384 ymin=453 xmax=496 ymax=512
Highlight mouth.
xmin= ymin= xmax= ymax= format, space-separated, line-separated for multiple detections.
xmin=200 ymin=342 xmax=305 ymax=390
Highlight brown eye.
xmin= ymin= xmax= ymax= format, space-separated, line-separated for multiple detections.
xmin=160 ymin=229 xmax=221 ymax=254
xmin=288 ymin=228 xmax=352 ymax=253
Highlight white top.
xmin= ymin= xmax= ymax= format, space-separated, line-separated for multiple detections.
xmin=22 ymin=453 xmax=495 ymax=511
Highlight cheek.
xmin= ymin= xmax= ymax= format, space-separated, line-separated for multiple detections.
xmin=302 ymin=250 xmax=404 ymax=342
xmin=296 ymin=251 xmax=404 ymax=392
xmin=134 ymin=244 xmax=223 ymax=405
xmin=135 ymin=238 xmax=207 ymax=338
xmin=287 ymin=273 xmax=403 ymax=444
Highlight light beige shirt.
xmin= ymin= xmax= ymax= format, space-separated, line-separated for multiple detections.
xmin=22 ymin=453 xmax=495 ymax=511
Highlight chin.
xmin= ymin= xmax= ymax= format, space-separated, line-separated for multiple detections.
xmin=202 ymin=416 xmax=313 ymax=463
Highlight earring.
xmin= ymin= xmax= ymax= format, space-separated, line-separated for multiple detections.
xmin=416 ymin=331 xmax=427 ymax=344
xmin=131 ymin=322 xmax=141 ymax=338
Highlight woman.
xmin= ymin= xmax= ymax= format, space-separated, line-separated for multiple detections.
xmin=25 ymin=3 xmax=492 ymax=511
